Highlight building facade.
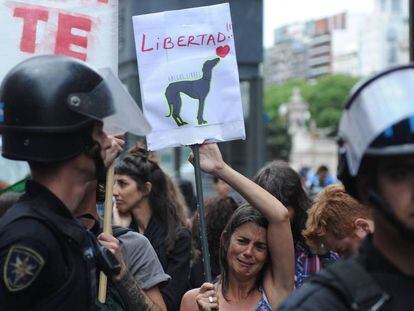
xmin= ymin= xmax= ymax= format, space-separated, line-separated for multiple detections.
xmin=264 ymin=23 xmax=310 ymax=85
xmin=264 ymin=0 xmax=409 ymax=84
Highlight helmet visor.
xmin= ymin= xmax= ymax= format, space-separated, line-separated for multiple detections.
xmin=67 ymin=68 xmax=151 ymax=136
xmin=339 ymin=66 xmax=414 ymax=176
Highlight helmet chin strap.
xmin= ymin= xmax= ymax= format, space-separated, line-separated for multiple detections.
xmin=368 ymin=189 xmax=414 ymax=243
xmin=85 ymin=142 xmax=107 ymax=183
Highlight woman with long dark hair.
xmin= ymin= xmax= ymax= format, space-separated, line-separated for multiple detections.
xmin=113 ymin=146 xmax=191 ymax=311
xmin=181 ymin=144 xmax=294 ymax=310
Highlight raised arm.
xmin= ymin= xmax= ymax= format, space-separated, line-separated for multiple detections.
xmin=194 ymin=143 xmax=294 ymax=306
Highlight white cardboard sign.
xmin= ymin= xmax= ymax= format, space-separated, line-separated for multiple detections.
xmin=133 ymin=3 xmax=245 ymax=151
xmin=0 ymin=0 xmax=118 ymax=80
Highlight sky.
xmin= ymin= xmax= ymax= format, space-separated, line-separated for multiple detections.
xmin=264 ymin=0 xmax=375 ymax=47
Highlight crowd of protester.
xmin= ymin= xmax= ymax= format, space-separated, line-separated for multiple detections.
xmin=1 ymin=56 xmax=413 ymax=311
xmin=0 ymin=140 xmax=363 ymax=310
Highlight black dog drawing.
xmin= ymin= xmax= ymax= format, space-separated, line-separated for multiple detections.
xmin=165 ymin=58 xmax=220 ymax=126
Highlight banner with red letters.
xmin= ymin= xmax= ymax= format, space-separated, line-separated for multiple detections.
xmin=0 ymin=0 xmax=118 ymax=81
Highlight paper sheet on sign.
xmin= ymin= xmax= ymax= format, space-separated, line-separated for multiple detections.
xmin=133 ymin=3 xmax=245 ymax=151
xmin=0 ymin=0 xmax=118 ymax=81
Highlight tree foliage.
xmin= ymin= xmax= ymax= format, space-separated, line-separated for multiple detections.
xmin=263 ymin=74 xmax=358 ymax=160
xmin=265 ymin=119 xmax=291 ymax=161
xmin=264 ymin=79 xmax=308 ymax=120
xmin=305 ymin=74 xmax=359 ymax=131
xmin=265 ymin=74 xmax=358 ymax=131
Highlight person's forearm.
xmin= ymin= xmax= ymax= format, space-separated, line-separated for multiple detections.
xmin=113 ymin=270 xmax=163 ymax=311
xmin=215 ymin=163 xmax=289 ymax=222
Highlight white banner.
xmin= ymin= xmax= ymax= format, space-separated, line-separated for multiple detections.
xmin=133 ymin=3 xmax=245 ymax=150
xmin=0 ymin=0 xmax=118 ymax=80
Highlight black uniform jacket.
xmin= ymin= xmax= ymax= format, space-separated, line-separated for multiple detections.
xmin=278 ymin=236 xmax=414 ymax=311
xmin=0 ymin=181 xmax=97 ymax=311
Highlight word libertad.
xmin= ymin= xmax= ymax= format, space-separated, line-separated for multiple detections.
xmin=140 ymin=32 xmax=232 ymax=52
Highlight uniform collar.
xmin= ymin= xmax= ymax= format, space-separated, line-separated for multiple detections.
xmin=23 ymin=180 xmax=74 ymax=220
xmin=359 ymin=235 xmax=405 ymax=276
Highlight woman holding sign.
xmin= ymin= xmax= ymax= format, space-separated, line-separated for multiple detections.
xmin=181 ymin=143 xmax=294 ymax=311
xmin=113 ymin=146 xmax=191 ymax=311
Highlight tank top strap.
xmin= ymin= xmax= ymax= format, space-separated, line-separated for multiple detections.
xmin=253 ymin=287 xmax=272 ymax=311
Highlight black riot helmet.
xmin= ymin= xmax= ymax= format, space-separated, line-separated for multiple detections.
xmin=0 ymin=55 xmax=114 ymax=163
xmin=337 ymin=64 xmax=414 ymax=241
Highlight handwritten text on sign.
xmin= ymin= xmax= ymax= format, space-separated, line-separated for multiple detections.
xmin=140 ymin=24 xmax=233 ymax=52
xmin=0 ymin=0 xmax=118 ymax=81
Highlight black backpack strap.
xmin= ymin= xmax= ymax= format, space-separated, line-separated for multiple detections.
xmin=312 ymin=257 xmax=390 ymax=310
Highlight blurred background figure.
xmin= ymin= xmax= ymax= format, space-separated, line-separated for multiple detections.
xmin=298 ymin=167 xmax=313 ymax=190
xmin=309 ymin=165 xmax=337 ymax=196
xmin=211 ymin=176 xmax=244 ymax=205
xmin=303 ymin=185 xmax=374 ymax=258
xmin=189 ymin=196 xmax=238 ymax=288
xmin=212 ymin=176 xmax=231 ymax=199
xmin=176 ymin=178 xmax=197 ymax=217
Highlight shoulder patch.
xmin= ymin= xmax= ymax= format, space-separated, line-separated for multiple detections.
xmin=3 ymin=245 xmax=45 ymax=292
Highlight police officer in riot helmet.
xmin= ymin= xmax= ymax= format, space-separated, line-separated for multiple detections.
xmin=279 ymin=65 xmax=414 ymax=310
xmin=0 ymin=55 xmax=149 ymax=310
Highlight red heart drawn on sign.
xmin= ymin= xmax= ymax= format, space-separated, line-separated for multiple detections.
xmin=216 ymin=45 xmax=230 ymax=58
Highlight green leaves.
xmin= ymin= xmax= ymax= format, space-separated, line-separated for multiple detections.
xmin=265 ymin=74 xmax=358 ymax=133
xmin=264 ymin=74 xmax=358 ymax=160
xmin=306 ymin=74 xmax=358 ymax=133
xmin=264 ymin=79 xmax=308 ymax=120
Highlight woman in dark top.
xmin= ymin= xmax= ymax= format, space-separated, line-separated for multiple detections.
xmin=113 ymin=146 xmax=191 ymax=311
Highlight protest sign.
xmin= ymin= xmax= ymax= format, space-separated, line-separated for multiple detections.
xmin=0 ymin=0 xmax=118 ymax=81
xmin=133 ymin=3 xmax=245 ymax=150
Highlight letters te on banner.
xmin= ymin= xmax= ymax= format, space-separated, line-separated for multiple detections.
xmin=0 ymin=0 xmax=118 ymax=81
